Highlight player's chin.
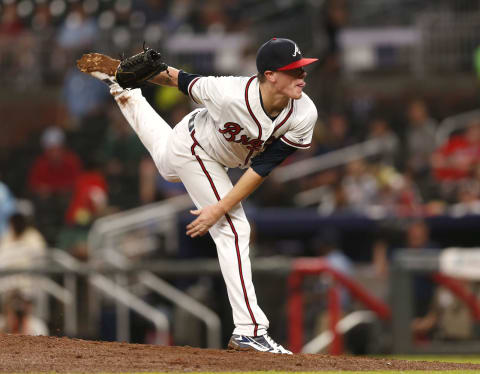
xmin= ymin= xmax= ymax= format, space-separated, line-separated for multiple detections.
xmin=290 ymin=88 xmax=303 ymax=100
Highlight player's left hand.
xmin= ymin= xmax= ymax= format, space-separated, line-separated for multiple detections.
xmin=186 ymin=204 xmax=225 ymax=237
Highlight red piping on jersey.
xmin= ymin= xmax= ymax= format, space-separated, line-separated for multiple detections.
xmin=273 ymin=100 xmax=294 ymax=134
xmin=244 ymin=76 xmax=262 ymax=166
xmin=190 ymin=129 xmax=200 ymax=154
xmin=281 ymin=135 xmax=311 ymax=148
xmin=190 ymin=130 xmax=259 ymax=336
xmin=189 ymin=77 xmax=201 ymax=104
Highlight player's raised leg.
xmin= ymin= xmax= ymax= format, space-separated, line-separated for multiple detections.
xmin=77 ymin=53 xmax=173 ymax=168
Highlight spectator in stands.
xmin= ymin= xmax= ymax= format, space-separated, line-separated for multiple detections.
xmin=28 ymin=126 xmax=83 ymax=196
xmin=0 ymin=212 xmax=47 ymax=253
xmin=65 ymin=156 xmax=108 ymax=226
xmin=0 ymin=2 xmax=24 ymax=36
xmin=405 ymin=99 xmax=438 ymax=177
xmin=305 ymin=228 xmax=354 ymax=343
xmin=0 ymin=212 xmax=47 ymax=297
xmin=411 ymin=279 xmax=475 ymax=341
xmin=191 ymin=0 xmax=228 ymax=33
xmin=342 ymin=159 xmax=378 ymax=214
xmin=0 ymin=179 xmax=16 ymax=239
xmin=366 ymin=117 xmax=400 ymax=167
xmin=373 ymin=220 xmax=435 ymax=276
xmin=432 ymin=120 xmax=480 ymax=183
xmin=312 ymin=228 xmax=354 ymax=309
xmin=56 ymin=2 xmax=97 ymax=50
xmin=322 ymin=0 xmax=348 ymax=74
xmin=316 ymin=0 xmax=348 ymax=113
xmin=62 ymin=64 xmax=111 ymax=123
xmin=449 ymin=180 xmax=480 ymax=217
xmin=0 ymin=1 xmax=36 ymax=88
xmin=132 ymin=0 xmax=170 ymax=25
xmin=31 ymin=1 xmax=53 ymax=32
xmin=0 ymin=291 xmax=48 ymax=336
xmin=317 ymin=172 xmax=355 ymax=216
xmin=57 ymin=155 xmax=108 ymax=261
xmin=374 ymin=220 xmax=438 ymax=319
xmin=373 ymin=166 xmax=423 ymax=217
xmin=28 ymin=126 xmax=83 ymax=244
xmin=319 ymin=113 xmax=357 ymax=154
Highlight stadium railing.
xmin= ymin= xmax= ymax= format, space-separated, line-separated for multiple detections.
xmin=102 ymin=247 xmax=222 ymax=348
xmin=273 ymin=138 xmax=385 ymax=184
xmin=435 ymin=109 xmax=480 ymax=146
xmin=51 ymin=249 xmax=170 ymax=344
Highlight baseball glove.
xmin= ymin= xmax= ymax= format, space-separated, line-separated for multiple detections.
xmin=115 ymin=45 xmax=168 ymax=89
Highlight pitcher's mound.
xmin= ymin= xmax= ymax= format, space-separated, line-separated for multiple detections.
xmin=0 ymin=333 xmax=479 ymax=372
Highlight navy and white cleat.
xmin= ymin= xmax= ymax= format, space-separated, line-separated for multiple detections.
xmin=228 ymin=334 xmax=292 ymax=354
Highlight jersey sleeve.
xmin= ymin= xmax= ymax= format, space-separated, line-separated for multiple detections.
xmin=180 ymin=72 xmax=234 ymax=122
xmin=280 ymin=105 xmax=317 ymax=149
xmin=250 ymin=138 xmax=297 ymax=177
xmin=178 ymin=70 xmax=202 ymax=97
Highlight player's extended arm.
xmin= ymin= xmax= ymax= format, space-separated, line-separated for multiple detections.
xmin=149 ymin=67 xmax=180 ymax=87
xmin=186 ymin=168 xmax=264 ymax=238
xmin=186 ymin=138 xmax=298 ymax=237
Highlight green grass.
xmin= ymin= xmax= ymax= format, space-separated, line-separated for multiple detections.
xmin=127 ymin=371 xmax=480 ymax=374
xmin=25 ymin=357 xmax=480 ymax=373
xmin=391 ymin=355 xmax=480 ymax=364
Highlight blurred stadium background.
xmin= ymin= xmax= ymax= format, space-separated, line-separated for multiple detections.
xmin=2 ymin=0 xmax=480 ymax=355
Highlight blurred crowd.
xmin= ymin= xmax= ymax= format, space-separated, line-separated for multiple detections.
xmin=295 ymin=100 xmax=480 ymax=219
xmin=1 ymin=0 xmax=480 ymax=347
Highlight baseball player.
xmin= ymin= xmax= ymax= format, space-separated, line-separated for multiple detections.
xmin=81 ymin=37 xmax=318 ymax=354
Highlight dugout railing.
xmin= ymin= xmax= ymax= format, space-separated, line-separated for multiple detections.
xmin=101 ymin=247 xmax=222 ymax=348
xmin=0 ymin=250 xmax=170 ymax=344
xmin=0 ymin=259 xmax=76 ymax=336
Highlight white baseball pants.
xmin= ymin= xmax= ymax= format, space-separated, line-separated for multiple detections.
xmin=111 ymin=85 xmax=269 ymax=337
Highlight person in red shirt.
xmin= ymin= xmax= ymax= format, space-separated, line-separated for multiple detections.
xmin=28 ymin=127 xmax=83 ymax=245
xmin=432 ymin=121 xmax=480 ymax=181
xmin=65 ymin=157 xmax=108 ymax=225
xmin=28 ymin=126 xmax=83 ymax=197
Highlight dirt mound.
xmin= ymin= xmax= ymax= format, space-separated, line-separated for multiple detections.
xmin=0 ymin=333 xmax=478 ymax=372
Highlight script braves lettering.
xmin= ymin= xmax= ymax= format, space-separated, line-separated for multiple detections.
xmin=219 ymin=122 xmax=265 ymax=152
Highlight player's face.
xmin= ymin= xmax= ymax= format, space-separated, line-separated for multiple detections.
xmin=275 ymin=68 xmax=307 ymax=99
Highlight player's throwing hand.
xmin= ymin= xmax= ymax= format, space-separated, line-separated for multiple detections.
xmin=186 ymin=204 xmax=226 ymax=237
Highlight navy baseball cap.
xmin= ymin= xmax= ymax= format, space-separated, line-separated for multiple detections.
xmin=256 ymin=38 xmax=318 ymax=74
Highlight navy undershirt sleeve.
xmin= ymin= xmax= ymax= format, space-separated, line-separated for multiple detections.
xmin=178 ymin=70 xmax=202 ymax=96
xmin=250 ymin=138 xmax=297 ymax=177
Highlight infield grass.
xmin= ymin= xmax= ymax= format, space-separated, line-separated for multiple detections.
xmin=148 ymin=371 xmax=480 ymax=374
xmin=48 ymin=356 xmax=480 ymax=373
xmin=390 ymin=355 xmax=480 ymax=363
xmin=163 ymin=355 xmax=480 ymax=373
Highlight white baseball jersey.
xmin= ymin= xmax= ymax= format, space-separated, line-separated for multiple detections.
xmin=186 ymin=75 xmax=317 ymax=169
xmin=109 ymin=73 xmax=317 ymax=338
